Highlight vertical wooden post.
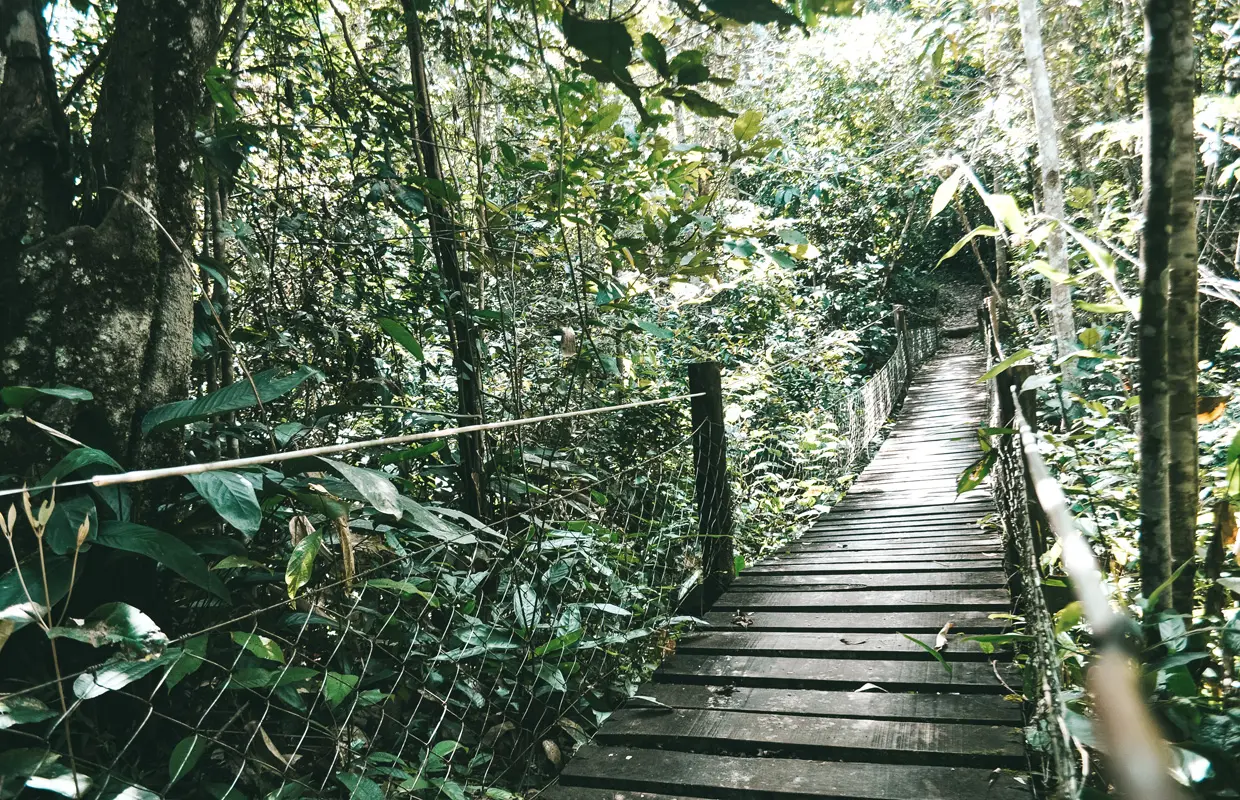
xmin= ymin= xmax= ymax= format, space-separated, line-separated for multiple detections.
xmin=893 ymin=305 xmax=912 ymax=385
xmin=689 ymin=362 xmax=735 ymax=598
xmin=1011 ymin=363 xmax=1050 ymax=561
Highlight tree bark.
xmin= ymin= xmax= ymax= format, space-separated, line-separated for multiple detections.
xmin=1139 ymin=0 xmax=1181 ymax=611
xmin=0 ymin=0 xmax=220 ymax=473
xmin=402 ymin=0 xmax=488 ymax=520
xmin=1016 ymin=0 xmax=1078 ymax=386
xmin=1164 ymin=0 xmax=1198 ymax=616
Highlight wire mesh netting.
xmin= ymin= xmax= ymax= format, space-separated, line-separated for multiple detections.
xmin=979 ymin=317 xmax=1081 ymax=796
xmin=2 ymin=326 xmax=940 ymax=800
xmin=1 ymin=401 xmax=705 ymax=799
xmin=730 ymin=325 xmax=941 ymax=556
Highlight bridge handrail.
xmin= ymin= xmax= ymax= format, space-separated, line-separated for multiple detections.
xmin=978 ymin=302 xmax=1185 ymax=800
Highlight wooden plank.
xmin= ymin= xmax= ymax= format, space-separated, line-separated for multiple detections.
xmin=557 ymin=747 xmax=1031 ymax=799
xmin=627 ymin=683 xmax=1023 ymax=723
xmin=656 ymin=654 xmax=1015 ymax=692
xmin=596 ymin=708 xmax=1025 ymax=767
xmin=731 ymin=570 xmax=1008 ymax=590
xmin=784 ymin=540 xmax=1001 ymax=554
xmin=714 ymin=588 xmax=1010 ymax=610
xmin=800 ymin=531 xmax=996 ymax=544
xmin=743 ymin=559 xmax=1001 ymax=574
xmin=674 ymin=631 xmax=1000 ymax=661
xmin=701 ymin=610 xmax=1008 ymax=632
xmin=542 ymin=789 xmax=710 ymax=800
xmin=756 ymin=551 xmax=1004 ymax=566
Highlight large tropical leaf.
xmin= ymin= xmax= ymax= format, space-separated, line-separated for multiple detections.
xmin=97 ymin=522 xmax=230 ymax=601
xmin=141 ymin=366 xmax=321 ymax=434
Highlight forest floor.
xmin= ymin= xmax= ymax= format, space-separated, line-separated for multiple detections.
xmin=936 ymin=276 xmax=987 ymax=356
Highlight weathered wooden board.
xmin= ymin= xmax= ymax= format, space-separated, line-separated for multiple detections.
xmin=714 ymin=588 xmax=1010 ymax=611
xmin=730 ymin=570 xmax=1008 ymax=590
xmin=595 ymin=708 xmax=1025 ymax=767
xmin=674 ymin=631 xmax=1000 ymax=660
xmin=700 ymin=609 xmax=1007 ymax=632
xmin=656 ymin=654 xmax=1016 ymax=692
xmin=625 ymin=683 xmax=1023 ymax=723
xmin=556 ymin=747 xmax=1032 ymax=798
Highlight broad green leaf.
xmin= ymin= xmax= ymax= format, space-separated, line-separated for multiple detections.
xmin=976 ymin=349 xmax=1035 ymax=383
xmin=703 ymin=0 xmax=805 ymax=27
xmin=675 ymin=88 xmax=735 ymax=118
xmin=48 ymin=602 xmax=166 ymax=651
xmin=533 ymin=662 xmax=568 ymax=692
xmin=1 ymin=556 xmax=73 ymax=631
xmin=585 ymin=103 xmax=623 ymax=134
xmin=232 ymin=631 xmax=285 ymax=663
xmin=1076 ymin=301 xmax=1129 ymax=313
xmin=956 ymin=451 xmax=995 ymax=494
xmin=187 ymin=471 xmax=262 ymax=535
xmin=142 ymin=366 xmax=321 ymax=434
xmin=322 ymin=672 xmax=359 ymax=706
xmin=535 ymin=629 xmax=583 ymax=656
xmin=1078 ymin=327 xmax=1102 ymax=350
xmin=936 ymin=226 xmax=999 ymax=268
xmin=97 ymin=522 xmax=230 ymax=601
xmin=1025 ymin=259 xmax=1071 ymax=283
xmin=39 ymin=447 xmax=122 ymax=486
xmin=0 ymin=696 xmax=57 ymax=729
xmin=336 ymin=773 xmax=384 ymax=800
xmin=165 ymin=635 xmax=208 ymax=690
xmin=285 ymin=530 xmax=322 ymax=599
xmin=44 ymin=495 xmax=96 ymax=556
xmin=24 ymin=762 xmax=92 ymax=797
xmin=733 ymin=109 xmax=763 ymax=141
xmin=640 ymin=33 xmax=670 ymax=78
xmin=899 ymin=632 xmax=952 ymax=675
xmin=514 ymin=583 xmax=538 ymax=630
xmin=1054 ymin=601 xmax=1083 ymax=635
xmin=635 ymin=320 xmax=675 ymax=339
xmin=73 ymin=647 xmax=181 ymax=699
xmin=396 ymin=496 xmax=478 ymax=545
xmin=981 ymin=193 xmax=1026 ymax=236
xmin=576 ymin=602 xmax=631 ymax=616
xmin=1 ymin=385 xmax=92 ymax=409
xmin=321 ymin=459 xmax=401 ymax=517
xmin=778 ymin=228 xmax=809 ymax=245
xmin=929 ymin=167 xmax=963 ymax=219
xmin=169 ymin=735 xmax=208 ymax=785
xmin=377 ymin=318 xmax=425 ymax=361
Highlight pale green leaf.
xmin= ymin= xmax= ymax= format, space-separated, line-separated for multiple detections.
xmin=929 ymin=167 xmax=963 ymax=219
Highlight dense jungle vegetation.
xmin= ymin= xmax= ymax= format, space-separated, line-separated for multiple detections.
xmin=1 ymin=0 xmax=1240 ymax=796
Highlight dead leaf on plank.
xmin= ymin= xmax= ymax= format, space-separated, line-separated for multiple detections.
xmin=936 ymin=621 xmax=955 ymax=652
xmin=839 ymin=637 xmax=868 ymax=645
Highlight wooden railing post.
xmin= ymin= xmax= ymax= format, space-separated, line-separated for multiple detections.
xmin=689 ymin=362 xmax=736 ymax=598
xmin=893 ymin=304 xmax=912 ymax=384
xmin=1011 ymin=363 xmax=1050 ymax=562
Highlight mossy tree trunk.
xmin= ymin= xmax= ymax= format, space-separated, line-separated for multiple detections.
xmin=0 ymin=0 xmax=220 ymax=474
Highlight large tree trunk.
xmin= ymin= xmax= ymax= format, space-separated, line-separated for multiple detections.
xmin=402 ymin=0 xmax=488 ymax=520
xmin=0 ymin=0 xmax=219 ymax=473
xmin=1016 ymin=0 xmax=1078 ymax=387
xmin=1139 ymin=0 xmax=1183 ymax=611
xmin=1164 ymin=0 xmax=1199 ymax=616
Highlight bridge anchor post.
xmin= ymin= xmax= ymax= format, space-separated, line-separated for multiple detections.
xmin=689 ymin=361 xmax=736 ymax=604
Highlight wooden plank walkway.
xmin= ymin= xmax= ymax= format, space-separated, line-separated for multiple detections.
xmin=546 ymin=352 xmax=1030 ymax=799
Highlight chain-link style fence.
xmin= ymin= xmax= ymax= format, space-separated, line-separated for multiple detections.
xmin=730 ymin=322 xmax=941 ymax=558
xmin=2 ymin=321 xmax=939 ymax=800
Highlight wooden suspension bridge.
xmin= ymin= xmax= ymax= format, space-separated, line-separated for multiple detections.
xmin=545 ymin=350 xmax=1033 ymax=799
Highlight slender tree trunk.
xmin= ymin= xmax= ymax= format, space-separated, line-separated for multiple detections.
xmin=1140 ymin=0 xmax=1181 ymax=611
xmin=1016 ymin=0 xmax=1078 ymax=386
xmin=1165 ymin=0 xmax=1199 ymax=615
xmin=402 ymin=0 xmax=488 ymax=520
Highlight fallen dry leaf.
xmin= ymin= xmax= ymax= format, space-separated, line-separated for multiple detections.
xmin=935 ymin=621 xmax=955 ymax=652
xmin=1198 ymin=395 xmax=1228 ymax=424
xmin=542 ymin=739 xmax=561 ymax=767
xmin=732 ymin=610 xmax=754 ymax=628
